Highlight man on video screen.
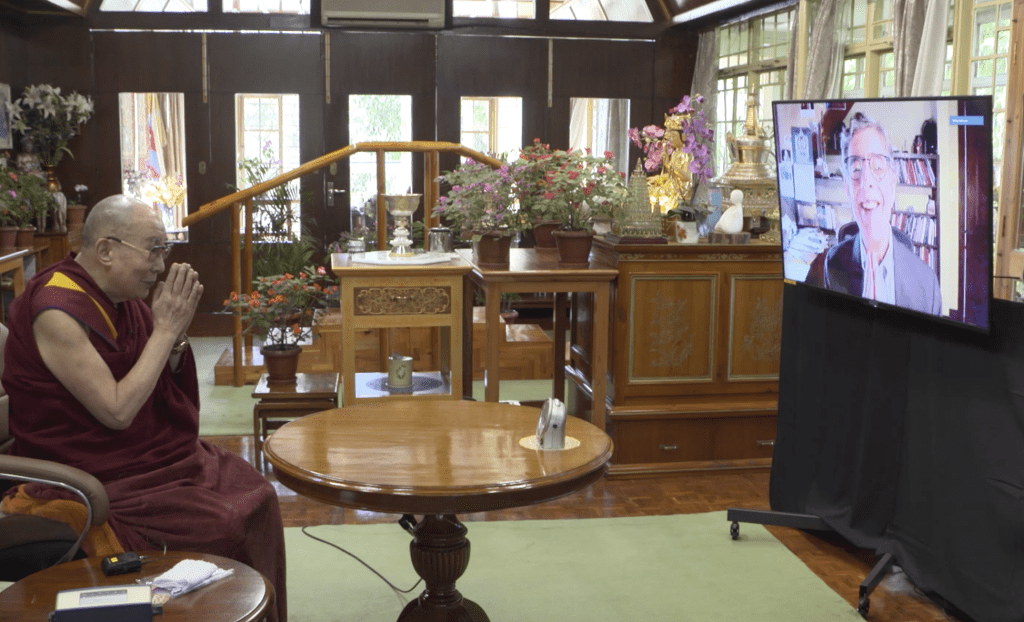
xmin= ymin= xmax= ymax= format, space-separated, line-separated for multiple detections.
xmin=805 ymin=112 xmax=941 ymax=315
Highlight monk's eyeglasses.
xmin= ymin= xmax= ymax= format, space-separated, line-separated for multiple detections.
xmin=106 ymin=236 xmax=172 ymax=261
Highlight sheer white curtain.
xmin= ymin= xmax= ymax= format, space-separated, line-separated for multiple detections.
xmin=691 ymin=28 xmax=717 ymax=203
xmin=802 ymin=0 xmax=849 ymax=98
xmin=894 ymin=0 xmax=949 ymax=96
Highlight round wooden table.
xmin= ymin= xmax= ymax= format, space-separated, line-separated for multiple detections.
xmin=264 ymin=400 xmax=613 ymax=622
xmin=0 ymin=551 xmax=273 ymax=622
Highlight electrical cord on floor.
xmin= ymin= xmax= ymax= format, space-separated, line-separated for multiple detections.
xmin=301 ymin=525 xmax=423 ymax=594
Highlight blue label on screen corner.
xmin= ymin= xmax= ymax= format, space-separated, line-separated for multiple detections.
xmin=950 ymin=115 xmax=984 ymax=126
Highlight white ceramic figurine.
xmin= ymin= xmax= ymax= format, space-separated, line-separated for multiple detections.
xmin=715 ymin=189 xmax=745 ymax=234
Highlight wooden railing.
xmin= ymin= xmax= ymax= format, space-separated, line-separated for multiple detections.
xmin=184 ymin=141 xmax=502 ymax=386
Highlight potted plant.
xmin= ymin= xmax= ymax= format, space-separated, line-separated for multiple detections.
xmin=433 ymin=159 xmax=529 ymax=269
xmin=504 ymin=139 xmax=569 ymax=248
xmin=527 ymin=148 xmax=627 ymax=266
xmin=223 ymin=265 xmax=338 ymax=384
xmin=0 ymin=168 xmax=54 ymax=248
xmin=9 ymin=84 xmax=95 ymax=191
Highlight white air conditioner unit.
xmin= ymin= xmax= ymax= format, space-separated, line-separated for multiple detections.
xmin=321 ymin=0 xmax=444 ymax=29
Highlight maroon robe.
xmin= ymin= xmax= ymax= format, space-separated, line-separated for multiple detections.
xmin=2 ymin=254 xmax=286 ymax=622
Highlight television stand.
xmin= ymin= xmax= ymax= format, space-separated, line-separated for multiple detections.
xmin=727 ymin=508 xmax=895 ymax=617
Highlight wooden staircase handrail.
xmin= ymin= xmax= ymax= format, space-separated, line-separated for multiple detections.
xmin=184 ymin=141 xmax=503 ymax=225
xmin=188 ymin=140 xmax=503 ymax=386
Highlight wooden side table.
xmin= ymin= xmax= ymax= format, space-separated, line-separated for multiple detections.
xmin=251 ymin=372 xmax=339 ymax=457
xmin=331 ymin=252 xmax=473 ymax=406
xmin=0 ymin=551 xmax=273 ymax=622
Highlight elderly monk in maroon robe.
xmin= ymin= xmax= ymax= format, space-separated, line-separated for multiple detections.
xmin=1 ymin=195 xmax=286 ymax=622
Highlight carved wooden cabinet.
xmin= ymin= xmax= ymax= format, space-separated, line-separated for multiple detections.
xmin=567 ymin=238 xmax=784 ymax=476
xmin=331 ymin=253 xmax=473 ymax=406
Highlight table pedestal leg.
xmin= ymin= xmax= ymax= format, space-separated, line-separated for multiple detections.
xmin=398 ymin=514 xmax=489 ymax=622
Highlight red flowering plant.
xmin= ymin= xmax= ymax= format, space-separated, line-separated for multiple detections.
xmin=526 ymin=147 xmax=628 ymax=232
xmin=223 ymin=265 xmax=338 ymax=351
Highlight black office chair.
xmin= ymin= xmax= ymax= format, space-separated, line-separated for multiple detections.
xmin=0 ymin=322 xmax=110 ymax=581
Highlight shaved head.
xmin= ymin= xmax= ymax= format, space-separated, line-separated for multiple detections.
xmin=81 ymin=195 xmax=159 ymax=248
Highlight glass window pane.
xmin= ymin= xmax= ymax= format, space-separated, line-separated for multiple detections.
xmin=235 ymin=94 xmax=301 ymax=239
xmin=223 ymin=0 xmax=309 ymax=13
xmin=348 ymin=95 xmax=413 ymax=208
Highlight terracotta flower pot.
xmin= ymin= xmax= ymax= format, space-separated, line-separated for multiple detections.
xmin=66 ymin=204 xmax=86 ymax=229
xmin=16 ymin=225 xmax=36 ymax=250
xmin=551 ymin=229 xmax=594 ymax=268
xmin=261 ymin=344 xmax=302 ymax=385
xmin=472 ymin=231 xmax=512 ymax=270
xmin=0 ymin=226 xmax=19 ymax=253
xmin=531 ymin=220 xmax=560 ymax=249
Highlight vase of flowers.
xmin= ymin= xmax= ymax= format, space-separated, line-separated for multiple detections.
xmin=433 ymin=159 xmax=529 ymax=269
xmin=9 ymin=85 xmax=95 ymax=189
xmin=223 ymin=265 xmax=338 ymax=384
xmin=628 ymin=94 xmax=714 ymax=215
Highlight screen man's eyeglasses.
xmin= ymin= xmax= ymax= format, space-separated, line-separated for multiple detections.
xmin=105 ymin=236 xmax=172 ymax=261
xmin=844 ymin=154 xmax=896 ymax=182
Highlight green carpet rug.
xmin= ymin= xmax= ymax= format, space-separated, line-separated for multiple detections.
xmin=284 ymin=512 xmax=861 ymax=622
xmin=191 ymin=337 xmax=569 ymax=436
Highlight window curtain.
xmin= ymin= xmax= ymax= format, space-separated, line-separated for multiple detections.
xmin=802 ymin=0 xmax=849 ymax=99
xmin=159 ymin=93 xmax=187 ymax=232
xmin=569 ymin=98 xmax=631 ymax=176
xmin=894 ymin=0 xmax=949 ymax=97
xmin=691 ymin=28 xmax=717 ymax=204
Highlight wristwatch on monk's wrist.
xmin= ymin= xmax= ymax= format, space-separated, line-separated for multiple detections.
xmin=170 ymin=335 xmax=190 ymax=356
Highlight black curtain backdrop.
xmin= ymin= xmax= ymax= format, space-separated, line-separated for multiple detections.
xmin=769 ymin=284 xmax=1024 ymax=622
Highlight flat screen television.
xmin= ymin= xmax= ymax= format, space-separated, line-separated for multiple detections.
xmin=772 ymin=96 xmax=993 ymax=332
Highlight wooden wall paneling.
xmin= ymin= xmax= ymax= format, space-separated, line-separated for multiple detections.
xmin=327 ymin=32 xmax=439 ymax=239
xmin=15 ymin=21 xmax=93 ymax=199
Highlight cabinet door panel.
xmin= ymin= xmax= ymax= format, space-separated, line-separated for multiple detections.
xmin=628 ymin=274 xmax=716 ymax=383
xmin=727 ymin=275 xmax=783 ymax=380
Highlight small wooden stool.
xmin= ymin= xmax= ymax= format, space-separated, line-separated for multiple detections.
xmin=251 ymin=372 xmax=339 ymax=458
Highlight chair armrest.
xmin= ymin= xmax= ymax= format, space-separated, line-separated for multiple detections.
xmin=0 ymin=455 xmax=109 ymax=525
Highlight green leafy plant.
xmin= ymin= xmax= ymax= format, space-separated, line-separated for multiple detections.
xmin=232 ymin=141 xmax=319 ymax=277
xmin=10 ymin=84 xmax=94 ymax=168
xmin=223 ymin=265 xmax=338 ymax=350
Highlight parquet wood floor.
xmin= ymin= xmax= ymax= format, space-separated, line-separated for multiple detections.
xmin=206 ymin=435 xmax=967 ymax=622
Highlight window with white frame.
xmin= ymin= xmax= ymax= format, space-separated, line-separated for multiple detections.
xmin=100 ymin=0 xmax=207 ymax=11
xmin=968 ymin=0 xmax=1012 ymax=210
xmin=348 ymin=94 xmax=413 ymax=211
xmin=118 ymin=92 xmax=189 ymax=241
xmin=714 ymin=6 xmax=794 ymax=177
xmin=224 ymin=0 xmax=309 ymax=13
xmin=460 ymin=97 xmax=523 ymax=161
xmin=569 ymin=98 xmax=631 ymax=176
xmin=235 ymin=93 xmax=301 ymax=239
xmin=839 ymin=0 xmax=894 ymax=98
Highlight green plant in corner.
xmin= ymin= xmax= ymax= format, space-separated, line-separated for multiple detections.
xmin=232 ymin=141 xmax=319 ymax=278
